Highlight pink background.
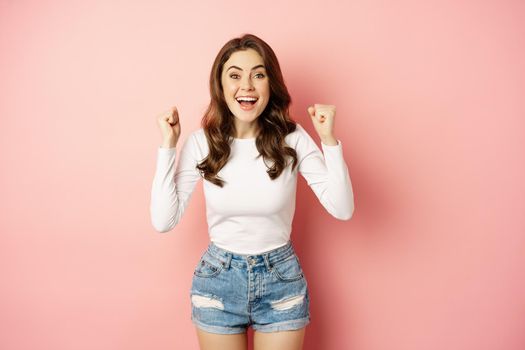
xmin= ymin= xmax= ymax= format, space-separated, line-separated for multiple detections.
xmin=1 ymin=1 xmax=524 ymax=349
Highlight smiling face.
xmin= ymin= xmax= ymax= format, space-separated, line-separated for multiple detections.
xmin=221 ymin=48 xmax=270 ymax=135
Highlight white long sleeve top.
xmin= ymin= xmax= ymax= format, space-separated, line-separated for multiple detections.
xmin=150 ymin=123 xmax=354 ymax=254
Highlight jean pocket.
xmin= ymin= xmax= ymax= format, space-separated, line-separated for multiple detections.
xmin=271 ymin=255 xmax=304 ymax=282
xmin=193 ymin=252 xmax=223 ymax=278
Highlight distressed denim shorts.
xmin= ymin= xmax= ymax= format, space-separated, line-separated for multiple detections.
xmin=189 ymin=240 xmax=311 ymax=334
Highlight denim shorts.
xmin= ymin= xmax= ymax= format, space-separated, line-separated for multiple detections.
xmin=189 ymin=240 xmax=311 ymax=334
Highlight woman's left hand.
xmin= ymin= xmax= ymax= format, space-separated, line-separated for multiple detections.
xmin=307 ymin=104 xmax=338 ymax=145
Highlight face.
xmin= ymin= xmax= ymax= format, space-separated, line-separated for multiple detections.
xmin=221 ymin=48 xmax=270 ymax=128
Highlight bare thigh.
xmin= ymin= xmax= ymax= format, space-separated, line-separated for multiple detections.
xmin=195 ymin=328 xmax=248 ymax=350
xmin=254 ymin=327 xmax=306 ymax=350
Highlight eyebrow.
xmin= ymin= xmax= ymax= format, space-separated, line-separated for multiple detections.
xmin=226 ymin=64 xmax=266 ymax=72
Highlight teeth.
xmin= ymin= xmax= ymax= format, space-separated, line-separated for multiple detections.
xmin=236 ymin=97 xmax=258 ymax=102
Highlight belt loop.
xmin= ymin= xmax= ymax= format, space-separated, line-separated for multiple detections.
xmin=223 ymin=253 xmax=232 ymax=270
xmin=263 ymin=254 xmax=272 ymax=271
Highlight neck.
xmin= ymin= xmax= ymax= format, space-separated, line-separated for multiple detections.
xmin=234 ymin=121 xmax=259 ymax=139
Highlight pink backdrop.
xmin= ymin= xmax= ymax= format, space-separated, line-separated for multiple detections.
xmin=1 ymin=1 xmax=524 ymax=349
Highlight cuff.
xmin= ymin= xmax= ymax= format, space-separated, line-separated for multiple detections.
xmin=321 ymin=139 xmax=342 ymax=149
xmin=158 ymin=146 xmax=176 ymax=154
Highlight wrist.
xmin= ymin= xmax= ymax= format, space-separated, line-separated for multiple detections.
xmin=161 ymin=140 xmax=177 ymax=149
xmin=320 ymin=135 xmax=338 ymax=146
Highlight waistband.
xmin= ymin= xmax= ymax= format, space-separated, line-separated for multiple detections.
xmin=205 ymin=240 xmax=296 ymax=270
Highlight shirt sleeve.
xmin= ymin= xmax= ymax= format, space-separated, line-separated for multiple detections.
xmin=296 ymin=126 xmax=355 ymax=220
xmin=149 ymin=132 xmax=202 ymax=232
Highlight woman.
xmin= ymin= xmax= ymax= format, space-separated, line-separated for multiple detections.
xmin=150 ymin=33 xmax=354 ymax=350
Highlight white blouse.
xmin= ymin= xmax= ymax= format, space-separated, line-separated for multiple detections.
xmin=150 ymin=123 xmax=354 ymax=254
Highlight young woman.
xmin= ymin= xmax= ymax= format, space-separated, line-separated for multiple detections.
xmin=150 ymin=33 xmax=354 ymax=350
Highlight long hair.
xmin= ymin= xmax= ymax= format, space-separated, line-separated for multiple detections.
xmin=196 ymin=33 xmax=298 ymax=187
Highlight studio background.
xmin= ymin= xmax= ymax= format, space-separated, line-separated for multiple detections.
xmin=1 ymin=1 xmax=524 ymax=349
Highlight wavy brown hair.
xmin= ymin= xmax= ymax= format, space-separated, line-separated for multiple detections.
xmin=196 ymin=33 xmax=298 ymax=187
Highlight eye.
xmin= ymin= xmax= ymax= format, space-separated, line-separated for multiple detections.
xmin=255 ymin=73 xmax=265 ymax=78
xmin=229 ymin=74 xmax=240 ymax=79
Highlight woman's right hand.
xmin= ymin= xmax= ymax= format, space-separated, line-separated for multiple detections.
xmin=156 ymin=106 xmax=181 ymax=148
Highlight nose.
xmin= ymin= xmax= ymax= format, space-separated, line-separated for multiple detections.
xmin=240 ymin=75 xmax=254 ymax=90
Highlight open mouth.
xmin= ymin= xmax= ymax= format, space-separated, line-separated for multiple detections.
xmin=236 ymin=96 xmax=258 ymax=107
